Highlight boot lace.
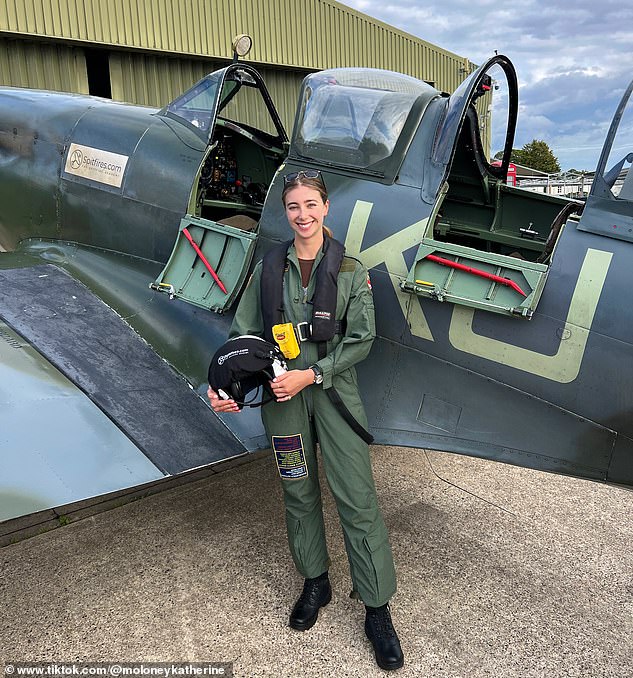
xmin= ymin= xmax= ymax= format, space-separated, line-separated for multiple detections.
xmin=368 ymin=605 xmax=397 ymax=640
xmin=298 ymin=579 xmax=325 ymax=606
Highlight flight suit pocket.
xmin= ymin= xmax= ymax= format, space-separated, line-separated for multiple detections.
xmin=287 ymin=515 xmax=305 ymax=569
xmin=332 ymin=369 xmax=368 ymax=429
xmin=362 ymin=521 xmax=396 ymax=604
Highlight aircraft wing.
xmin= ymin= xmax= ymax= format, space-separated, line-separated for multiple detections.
xmin=0 ymin=258 xmax=254 ymax=523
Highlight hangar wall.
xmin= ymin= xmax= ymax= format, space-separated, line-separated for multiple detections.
xmin=108 ymin=51 xmax=304 ymax=130
xmin=0 ymin=36 xmax=88 ymax=94
xmin=0 ymin=0 xmax=475 ymax=130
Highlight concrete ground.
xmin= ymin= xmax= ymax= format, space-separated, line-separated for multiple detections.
xmin=1 ymin=446 xmax=632 ymax=677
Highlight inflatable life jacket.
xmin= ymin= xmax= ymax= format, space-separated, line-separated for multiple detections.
xmin=261 ymin=235 xmax=344 ymax=344
xmin=259 ymin=236 xmax=373 ymax=444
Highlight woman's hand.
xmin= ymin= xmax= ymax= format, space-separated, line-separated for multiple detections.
xmin=270 ymin=369 xmax=314 ymax=402
xmin=207 ymin=386 xmax=240 ymax=413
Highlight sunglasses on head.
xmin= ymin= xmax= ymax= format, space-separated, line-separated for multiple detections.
xmin=284 ymin=169 xmax=323 ymax=184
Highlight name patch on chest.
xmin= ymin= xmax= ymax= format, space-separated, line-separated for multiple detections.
xmin=272 ymin=434 xmax=308 ymax=479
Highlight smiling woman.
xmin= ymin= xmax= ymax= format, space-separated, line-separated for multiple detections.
xmin=207 ymin=168 xmax=405 ymax=671
xmin=281 ymin=172 xmax=331 ymax=247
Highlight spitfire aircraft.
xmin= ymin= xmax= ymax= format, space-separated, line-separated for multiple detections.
xmin=1 ymin=38 xmax=632 ymax=527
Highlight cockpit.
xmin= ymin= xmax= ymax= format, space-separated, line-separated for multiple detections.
xmin=290 ymin=68 xmax=436 ymax=175
xmin=160 ymin=64 xmax=288 ymax=222
xmin=153 ymin=64 xmax=289 ymax=312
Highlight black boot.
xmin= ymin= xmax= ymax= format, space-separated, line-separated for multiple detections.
xmin=289 ymin=572 xmax=332 ymax=631
xmin=365 ymin=604 xmax=404 ymax=670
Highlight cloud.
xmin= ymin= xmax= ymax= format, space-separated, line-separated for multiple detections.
xmin=340 ymin=0 xmax=632 ymax=169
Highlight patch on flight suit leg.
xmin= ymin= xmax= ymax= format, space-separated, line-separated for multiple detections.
xmin=272 ymin=434 xmax=308 ymax=479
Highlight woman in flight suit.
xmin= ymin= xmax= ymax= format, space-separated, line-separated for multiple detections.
xmin=208 ymin=170 xmax=404 ymax=671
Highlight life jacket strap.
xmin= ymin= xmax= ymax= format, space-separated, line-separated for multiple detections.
xmin=317 ymin=341 xmax=374 ymax=444
xmin=296 ymin=320 xmax=345 ymax=342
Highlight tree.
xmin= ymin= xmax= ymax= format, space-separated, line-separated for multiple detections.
xmin=494 ymin=148 xmax=526 ymax=165
xmin=510 ymin=148 xmax=526 ymax=166
xmin=494 ymin=140 xmax=560 ymax=173
xmin=518 ymin=139 xmax=560 ymax=173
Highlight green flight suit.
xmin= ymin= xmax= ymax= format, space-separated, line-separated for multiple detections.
xmin=230 ymin=240 xmax=397 ymax=607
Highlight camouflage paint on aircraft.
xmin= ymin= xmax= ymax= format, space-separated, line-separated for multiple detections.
xmin=346 ymin=200 xmax=613 ymax=384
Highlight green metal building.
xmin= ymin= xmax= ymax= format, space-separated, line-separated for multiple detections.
xmin=0 ymin=0 xmax=475 ymax=130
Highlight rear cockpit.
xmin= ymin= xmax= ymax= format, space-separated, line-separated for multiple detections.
xmin=434 ymin=103 xmax=576 ymax=265
xmin=400 ymin=56 xmax=582 ymax=318
xmin=290 ymin=68 xmax=437 ymax=180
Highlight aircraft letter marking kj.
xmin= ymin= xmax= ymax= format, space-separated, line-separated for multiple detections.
xmin=449 ymin=249 xmax=612 ymax=383
xmin=346 ymin=200 xmax=434 ymax=341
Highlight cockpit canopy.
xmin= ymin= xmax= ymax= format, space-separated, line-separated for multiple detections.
xmin=290 ymin=68 xmax=437 ymax=176
xmin=578 ymin=77 xmax=633 ymax=243
xmin=159 ymin=64 xmax=287 ymax=149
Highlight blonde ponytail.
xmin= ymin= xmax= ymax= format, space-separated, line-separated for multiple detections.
xmin=323 ymin=225 xmax=333 ymax=238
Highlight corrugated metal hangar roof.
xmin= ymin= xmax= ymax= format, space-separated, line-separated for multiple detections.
xmin=0 ymin=0 xmax=477 ymax=130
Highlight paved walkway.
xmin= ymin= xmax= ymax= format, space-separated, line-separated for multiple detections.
xmin=1 ymin=447 xmax=632 ymax=677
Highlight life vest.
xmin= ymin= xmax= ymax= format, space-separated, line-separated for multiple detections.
xmin=259 ymin=235 xmax=374 ymax=444
xmin=260 ymin=235 xmax=345 ymax=343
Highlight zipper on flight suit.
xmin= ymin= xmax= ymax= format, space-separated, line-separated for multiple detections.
xmin=285 ymin=257 xmax=315 ymax=418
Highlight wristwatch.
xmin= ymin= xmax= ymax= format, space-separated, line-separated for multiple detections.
xmin=309 ymin=364 xmax=324 ymax=384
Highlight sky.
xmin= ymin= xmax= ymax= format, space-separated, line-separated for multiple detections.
xmin=339 ymin=0 xmax=633 ymax=171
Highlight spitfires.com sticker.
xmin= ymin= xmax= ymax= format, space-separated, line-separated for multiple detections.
xmin=272 ymin=434 xmax=308 ymax=479
xmin=64 ymin=143 xmax=129 ymax=188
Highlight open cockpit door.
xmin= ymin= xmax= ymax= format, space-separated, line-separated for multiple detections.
xmin=426 ymin=54 xmax=518 ymax=198
xmin=404 ymin=55 xmax=572 ymax=318
xmin=151 ymin=214 xmax=257 ymax=312
xmin=153 ymin=64 xmax=288 ymax=312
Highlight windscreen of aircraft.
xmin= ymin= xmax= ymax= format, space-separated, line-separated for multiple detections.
xmin=164 ymin=71 xmax=223 ymax=134
xmin=293 ymin=69 xmax=434 ymax=169
xmin=163 ymin=67 xmax=286 ymax=149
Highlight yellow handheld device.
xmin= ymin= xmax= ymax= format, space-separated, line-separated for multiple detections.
xmin=272 ymin=322 xmax=301 ymax=359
